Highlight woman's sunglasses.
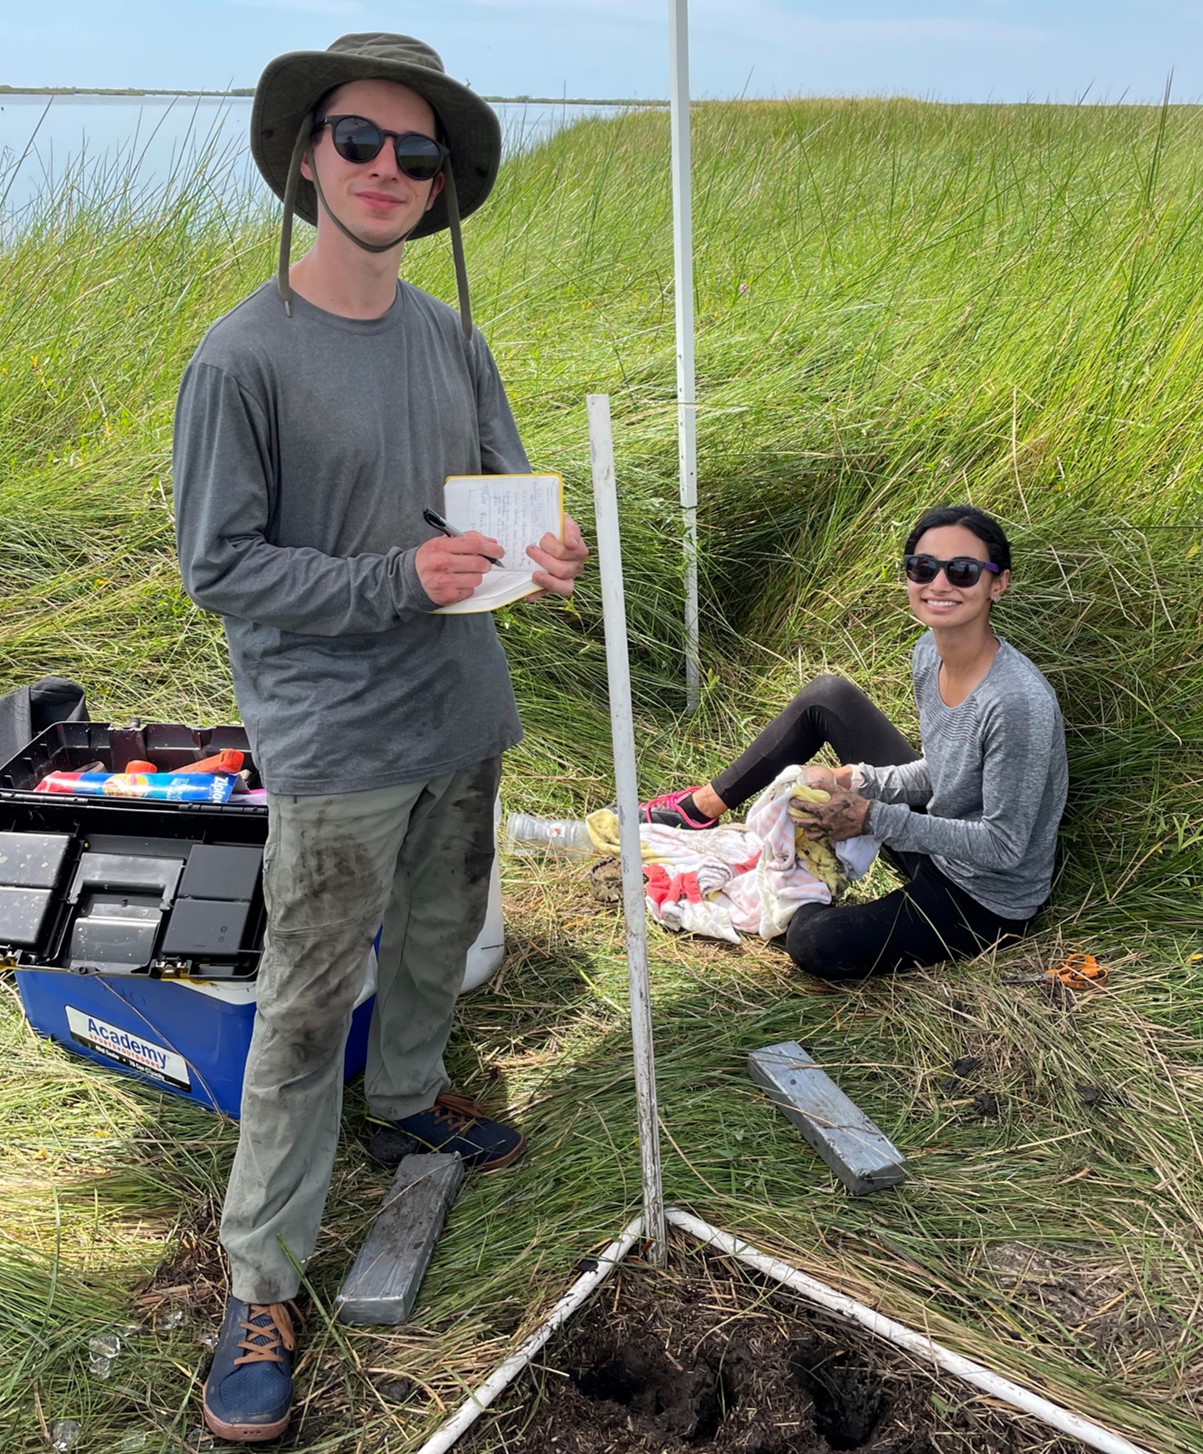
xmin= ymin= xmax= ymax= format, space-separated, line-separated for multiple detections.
xmin=904 ymin=554 xmax=1001 ymax=588
xmin=317 ymin=115 xmax=450 ymax=181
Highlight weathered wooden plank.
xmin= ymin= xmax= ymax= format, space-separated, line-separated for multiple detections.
xmin=747 ymin=1041 xmax=907 ymax=1196
xmin=336 ymin=1153 xmax=465 ymax=1326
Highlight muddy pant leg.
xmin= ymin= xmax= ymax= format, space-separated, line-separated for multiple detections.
xmin=364 ymin=757 xmax=502 ymax=1122
xmin=711 ymin=676 xmax=921 ymax=812
xmin=221 ymin=785 xmax=419 ymax=1303
xmin=785 ymin=858 xmax=1029 ymax=982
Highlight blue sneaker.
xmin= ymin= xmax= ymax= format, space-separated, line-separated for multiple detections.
xmin=202 ymin=1298 xmax=299 ymax=1442
xmin=368 ymin=1090 xmax=525 ymax=1171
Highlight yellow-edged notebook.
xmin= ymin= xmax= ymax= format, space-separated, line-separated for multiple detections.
xmin=433 ymin=473 xmax=565 ymax=614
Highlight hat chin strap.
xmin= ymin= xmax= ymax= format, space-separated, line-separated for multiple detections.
xmin=277 ymin=114 xmax=473 ymax=339
xmin=441 ymin=167 xmax=474 ymax=341
xmin=276 ymin=117 xmax=311 ymax=318
xmin=309 ymin=159 xmax=410 ymax=254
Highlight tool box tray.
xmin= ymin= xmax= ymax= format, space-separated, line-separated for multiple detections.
xmin=0 ymin=720 xmax=267 ymax=982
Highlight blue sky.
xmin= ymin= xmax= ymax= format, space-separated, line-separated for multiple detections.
xmin=4 ymin=0 xmax=1200 ymax=102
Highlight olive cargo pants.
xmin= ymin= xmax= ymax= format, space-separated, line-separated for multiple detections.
xmin=221 ymin=756 xmax=501 ymax=1303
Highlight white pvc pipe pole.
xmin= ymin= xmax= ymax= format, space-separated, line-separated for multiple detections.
xmin=665 ymin=1209 xmax=1153 ymax=1454
xmin=669 ymin=0 xmax=700 ymax=711
xmin=412 ymin=1216 xmax=646 ymax=1454
xmin=587 ymin=392 xmax=667 ymax=1264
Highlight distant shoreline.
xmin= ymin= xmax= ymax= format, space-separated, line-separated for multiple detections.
xmin=0 ymin=85 xmax=664 ymax=106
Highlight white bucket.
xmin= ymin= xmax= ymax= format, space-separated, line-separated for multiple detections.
xmin=462 ymin=795 xmax=505 ymax=992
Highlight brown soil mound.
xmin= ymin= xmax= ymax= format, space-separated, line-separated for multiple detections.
xmin=469 ymin=1256 xmax=1090 ymax=1453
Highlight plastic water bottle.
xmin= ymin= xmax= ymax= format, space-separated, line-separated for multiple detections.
xmin=505 ymin=812 xmax=593 ymax=858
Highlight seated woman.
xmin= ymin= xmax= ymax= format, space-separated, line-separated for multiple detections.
xmin=641 ymin=505 xmax=1068 ymax=981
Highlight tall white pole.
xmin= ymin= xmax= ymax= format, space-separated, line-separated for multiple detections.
xmin=669 ymin=0 xmax=700 ymax=711
xmin=587 ymin=393 xmax=666 ymax=1265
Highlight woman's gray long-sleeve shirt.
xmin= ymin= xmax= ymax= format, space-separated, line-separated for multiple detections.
xmin=857 ymin=633 xmax=1068 ymax=920
xmin=173 ymin=280 xmax=527 ymax=795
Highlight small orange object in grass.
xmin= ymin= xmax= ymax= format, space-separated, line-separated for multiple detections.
xmin=1004 ymin=953 xmax=1109 ymax=991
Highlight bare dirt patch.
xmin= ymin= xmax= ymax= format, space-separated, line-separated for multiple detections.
xmin=469 ymin=1255 xmax=1091 ymax=1453
xmin=978 ymin=1241 xmax=1177 ymax=1368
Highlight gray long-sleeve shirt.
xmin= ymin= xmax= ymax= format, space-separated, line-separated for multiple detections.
xmin=172 ymin=280 xmax=528 ymax=794
xmin=858 ymin=633 xmax=1068 ymax=919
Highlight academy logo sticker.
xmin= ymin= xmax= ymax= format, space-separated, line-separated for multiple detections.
xmin=65 ymin=1007 xmax=191 ymax=1090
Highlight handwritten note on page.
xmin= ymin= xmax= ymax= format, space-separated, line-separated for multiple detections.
xmin=433 ymin=474 xmax=564 ymax=615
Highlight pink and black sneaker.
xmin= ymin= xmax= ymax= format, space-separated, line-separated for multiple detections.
xmin=639 ymin=787 xmax=719 ymax=830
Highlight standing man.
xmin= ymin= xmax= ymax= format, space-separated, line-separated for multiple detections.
xmin=173 ymin=33 xmax=588 ymax=1443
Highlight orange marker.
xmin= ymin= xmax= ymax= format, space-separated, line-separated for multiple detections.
xmin=176 ymin=749 xmax=245 ymax=775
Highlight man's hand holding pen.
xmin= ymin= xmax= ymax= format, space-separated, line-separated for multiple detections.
xmin=418 ymin=507 xmax=589 ymax=607
xmin=416 ymin=521 xmax=504 ymax=608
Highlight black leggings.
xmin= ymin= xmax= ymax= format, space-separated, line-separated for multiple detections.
xmin=711 ymin=676 xmax=1030 ymax=982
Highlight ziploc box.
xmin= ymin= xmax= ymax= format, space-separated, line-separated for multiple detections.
xmin=0 ymin=720 xmax=374 ymax=1118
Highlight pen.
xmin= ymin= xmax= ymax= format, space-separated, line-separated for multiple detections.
xmin=422 ymin=507 xmax=502 ymax=566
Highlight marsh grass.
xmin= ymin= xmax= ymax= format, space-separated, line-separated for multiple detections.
xmin=1 ymin=99 xmax=1201 ymax=1452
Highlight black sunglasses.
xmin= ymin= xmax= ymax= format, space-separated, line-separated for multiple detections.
xmin=904 ymin=554 xmax=1001 ymax=588
xmin=317 ymin=115 xmax=449 ymax=181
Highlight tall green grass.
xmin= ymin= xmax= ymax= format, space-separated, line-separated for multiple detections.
xmin=1 ymin=99 xmax=1201 ymax=1452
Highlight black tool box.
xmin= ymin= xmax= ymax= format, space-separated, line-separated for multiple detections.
xmin=0 ymin=721 xmax=372 ymax=1116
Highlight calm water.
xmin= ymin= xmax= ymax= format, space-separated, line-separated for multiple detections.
xmin=0 ymin=93 xmax=617 ymax=229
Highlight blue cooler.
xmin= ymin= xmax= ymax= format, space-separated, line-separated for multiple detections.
xmin=13 ymin=958 xmax=375 ymax=1120
xmin=0 ymin=720 xmax=374 ymax=1118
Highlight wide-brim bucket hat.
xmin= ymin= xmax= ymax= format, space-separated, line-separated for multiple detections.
xmin=251 ymin=32 xmax=501 ymax=241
